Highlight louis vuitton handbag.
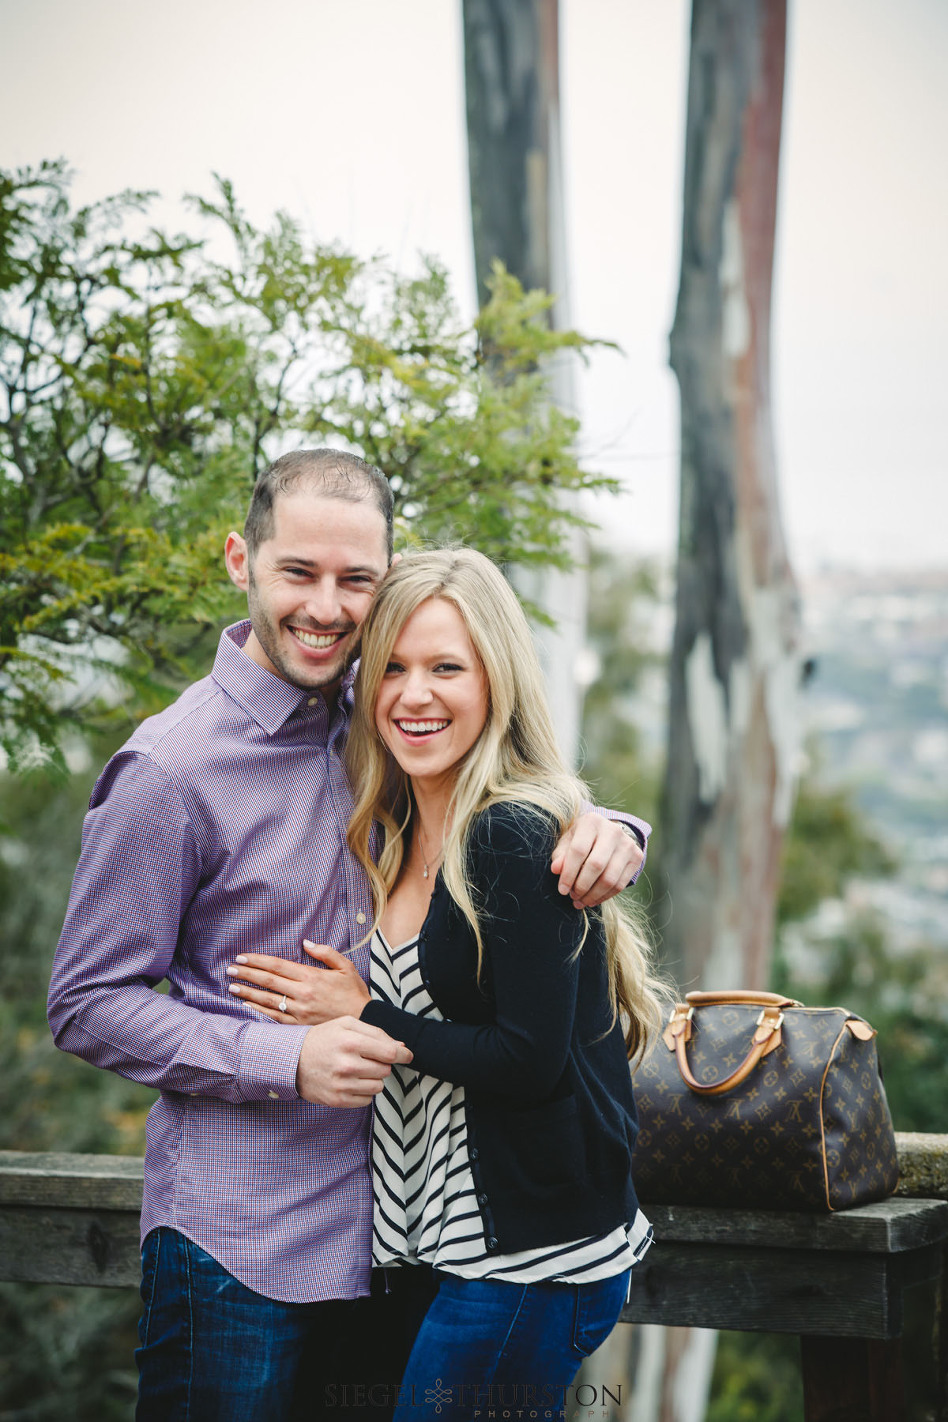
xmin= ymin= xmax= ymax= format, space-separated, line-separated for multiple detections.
xmin=632 ymin=990 xmax=900 ymax=1212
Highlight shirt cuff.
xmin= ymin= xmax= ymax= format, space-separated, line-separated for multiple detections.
xmin=587 ymin=805 xmax=651 ymax=850
xmin=236 ymin=1020 xmax=312 ymax=1102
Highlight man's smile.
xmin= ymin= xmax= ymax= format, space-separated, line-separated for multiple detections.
xmin=289 ymin=626 xmax=350 ymax=651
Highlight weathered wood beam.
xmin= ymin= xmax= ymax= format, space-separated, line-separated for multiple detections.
xmin=0 ymin=1150 xmax=143 ymax=1209
xmin=2 ymin=1148 xmax=945 ymax=1288
xmin=0 ymin=1150 xmax=143 ymax=1287
xmin=2 ymin=1146 xmax=944 ymax=1415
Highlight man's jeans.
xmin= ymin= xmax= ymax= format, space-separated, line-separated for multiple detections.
xmin=136 ymin=1227 xmax=436 ymax=1422
xmin=392 ymin=1269 xmax=632 ymax=1422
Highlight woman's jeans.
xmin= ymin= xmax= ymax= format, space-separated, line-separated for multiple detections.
xmin=392 ymin=1269 xmax=631 ymax=1422
xmin=136 ymin=1227 xmax=436 ymax=1422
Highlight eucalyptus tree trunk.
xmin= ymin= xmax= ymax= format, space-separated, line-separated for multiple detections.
xmin=643 ymin=5 xmax=797 ymax=1419
xmin=663 ymin=0 xmax=798 ymax=996
xmin=462 ymin=0 xmax=586 ymax=763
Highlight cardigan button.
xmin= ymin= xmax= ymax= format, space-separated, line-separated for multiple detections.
xmin=469 ymin=1148 xmax=479 ymax=1161
xmin=486 ymin=1237 xmax=499 ymax=1251
xmin=477 ymin=1192 xmax=489 ymax=1206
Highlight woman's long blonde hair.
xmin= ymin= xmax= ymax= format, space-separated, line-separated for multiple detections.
xmin=346 ymin=548 xmax=665 ymax=1062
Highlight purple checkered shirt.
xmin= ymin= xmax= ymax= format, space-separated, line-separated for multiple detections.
xmin=48 ymin=622 xmax=376 ymax=1303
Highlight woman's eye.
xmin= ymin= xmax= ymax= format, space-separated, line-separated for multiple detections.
xmin=436 ymin=663 xmax=462 ymax=673
xmin=384 ymin=662 xmax=404 ymax=675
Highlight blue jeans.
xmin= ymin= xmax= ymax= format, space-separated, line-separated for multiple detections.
xmin=136 ymin=1228 xmax=436 ymax=1422
xmin=392 ymin=1270 xmax=631 ymax=1422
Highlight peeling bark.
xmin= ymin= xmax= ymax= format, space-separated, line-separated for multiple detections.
xmin=653 ymin=9 xmax=795 ymax=1416
xmin=663 ymin=0 xmax=798 ymax=993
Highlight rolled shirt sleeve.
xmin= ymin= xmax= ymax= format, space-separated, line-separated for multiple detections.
xmin=583 ymin=802 xmax=651 ymax=869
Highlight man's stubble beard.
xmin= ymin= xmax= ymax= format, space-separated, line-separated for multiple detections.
xmin=246 ymin=578 xmax=363 ymax=693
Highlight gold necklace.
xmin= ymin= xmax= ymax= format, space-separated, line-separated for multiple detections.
xmin=417 ymin=822 xmax=445 ymax=880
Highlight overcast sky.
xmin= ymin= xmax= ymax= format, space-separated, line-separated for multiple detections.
xmin=3 ymin=0 xmax=946 ymax=572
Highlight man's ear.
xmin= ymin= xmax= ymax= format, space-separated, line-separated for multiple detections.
xmin=389 ymin=552 xmax=402 ymax=568
xmin=224 ymin=532 xmax=251 ymax=592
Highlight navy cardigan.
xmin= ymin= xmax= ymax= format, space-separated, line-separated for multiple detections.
xmin=360 ymin=802 xmax=641 ymax=1253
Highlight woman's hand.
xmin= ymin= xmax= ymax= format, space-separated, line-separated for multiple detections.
xmin=226 ymin=941 xmax=370 ymax=1025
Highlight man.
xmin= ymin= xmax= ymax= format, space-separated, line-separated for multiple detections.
xmin=48 ymin=449 xmax=649 ymax=1421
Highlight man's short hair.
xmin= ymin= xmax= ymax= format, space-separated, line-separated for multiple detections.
xmin=244 ymin=449 xmax=395 ymax=561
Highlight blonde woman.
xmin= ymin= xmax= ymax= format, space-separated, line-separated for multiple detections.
xmin=235 ymin=549 xmax=664 ymax=1415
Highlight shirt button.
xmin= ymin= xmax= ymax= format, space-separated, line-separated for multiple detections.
xmin=308 ymin=696 xmax=319 ymax=706
xmin=486 ymin=1237 xmax=499 ymax=1251
xmin=356 ymin=913 xmax=366 ymax=925
xmin=268 ymin=1091 xmax=279 ymax=1100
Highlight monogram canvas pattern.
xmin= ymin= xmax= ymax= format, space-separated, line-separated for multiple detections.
xmin=633 ymin=1004 xmax=900 ymax=1212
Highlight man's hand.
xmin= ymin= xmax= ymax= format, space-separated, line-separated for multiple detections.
xmin=227 ymin=943 xmax=369 ymax=1024
xmin=296 ymin=1017 xmax=413 ymax=1108
xmin=551 ymin=813 xmax=645 ymax=909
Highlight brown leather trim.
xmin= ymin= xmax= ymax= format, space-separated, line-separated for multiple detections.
xmin=673 ymin=1007 xmax=785 ymax=1096
xmin=684 ymin=990 xmax=801 ymax=1009
xmin=819 ymin=1021 xmax=850 ymax=1210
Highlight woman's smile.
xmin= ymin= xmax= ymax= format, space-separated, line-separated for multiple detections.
xmin=394 ymin=718 xmax=451 ymax=738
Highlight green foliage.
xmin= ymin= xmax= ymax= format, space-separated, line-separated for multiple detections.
xmin=776 ymin=770 xmax=896 ymax=926
xmin=708 ymin=1333 xmax=803 ymax=1422
xmin=771 ymin=756 xmax=947 ymax=1133
xmin=0 ymin=735 xmax=155 ymax=1155
xmin=0 ymin=1282 xmax=140 ymax=1421
xmin=579 ymin=546 xmax=662 ymax=825
xmin=1 ymin=161 xmax=615 ymax=770
xmin=0 ymin=737 xmax=150 ymax=1419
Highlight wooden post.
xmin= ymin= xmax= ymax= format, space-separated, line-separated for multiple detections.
xmin=801 ymin=1336 xmax=906 ymax=1422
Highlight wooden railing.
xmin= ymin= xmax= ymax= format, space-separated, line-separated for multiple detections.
xmin=1 ymin=1133 xmax=947 ymax=1421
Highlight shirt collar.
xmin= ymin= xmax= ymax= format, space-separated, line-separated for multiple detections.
xmin=211 ymin=621 xmax=356 ymax=735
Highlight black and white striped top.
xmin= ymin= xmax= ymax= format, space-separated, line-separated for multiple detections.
xmin=370 ymin=930 xmax=652 ymax=1283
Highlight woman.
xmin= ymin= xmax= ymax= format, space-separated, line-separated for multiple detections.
xmin=234 ymin=549 xmax=665 ymax=1414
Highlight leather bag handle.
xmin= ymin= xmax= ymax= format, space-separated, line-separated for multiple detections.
xmin=663 ymin=1000 xmax=788 ymax=1096
xmin=684 ymin=990 xmax=800 ymax=1009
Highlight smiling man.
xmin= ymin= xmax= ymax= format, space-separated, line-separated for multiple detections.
xmin=48 ymin=448 xmax=649 ymax=1422
xmin=226 ymin=477 xmax=386 ymax=692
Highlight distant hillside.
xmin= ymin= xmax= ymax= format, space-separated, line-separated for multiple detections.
xmin=801 ymin=567 xmax=948 ymax=950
